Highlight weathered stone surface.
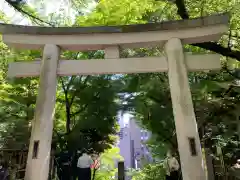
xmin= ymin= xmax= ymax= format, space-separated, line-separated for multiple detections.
xmin=0 ymin=13 xmax=229 ymax=35
xmin=165 ymin=38 xmax=207 ymax=180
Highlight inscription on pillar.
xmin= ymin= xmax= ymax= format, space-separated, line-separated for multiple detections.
xmin=188 ymin=137 xmax=197 ymax=156
xmin=32 ymin=140 xmax=40 ymax=159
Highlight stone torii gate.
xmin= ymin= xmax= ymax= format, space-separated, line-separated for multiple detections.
xmin=0 ymin=13 xmax=228 ymax=180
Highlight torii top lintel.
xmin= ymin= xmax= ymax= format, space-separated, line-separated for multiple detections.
xmin=0 ymin=13 xmax=229 ymax=51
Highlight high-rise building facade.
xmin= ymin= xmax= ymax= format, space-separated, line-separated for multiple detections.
xmin=117 ymin=114 xmax=152 ymax=170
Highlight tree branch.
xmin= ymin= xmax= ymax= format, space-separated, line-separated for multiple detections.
xmin=60 ymin=77 xmax=72 ymax=134
xmin=5 ymin=0 xmax=54 ymax=26
xmin=174 ymin=0 xmax=240 ymax=61
xmin=192 ymin=42 xmax=240 ymax=61
xmin=69 ymin=76 xmax=90 ymax=106
xmin=175 ymin=0 xmax=189 ymax=19
xmin=70 ymin=91 xmax=101 ymax=117
xmin=70 ymin=104 xmax=88 ymax=117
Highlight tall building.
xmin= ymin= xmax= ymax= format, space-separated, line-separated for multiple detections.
xmin=117 ymin=114 xmax=152 ymax=170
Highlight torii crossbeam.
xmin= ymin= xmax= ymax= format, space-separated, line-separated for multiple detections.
xmin=0 ymin=13 xmax=229 ymax=180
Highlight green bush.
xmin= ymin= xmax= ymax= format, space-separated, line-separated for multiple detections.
xmin=130 ymin=162 xmax=166 ymax=180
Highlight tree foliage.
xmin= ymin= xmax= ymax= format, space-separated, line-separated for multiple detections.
xmin=1 ymin=0 xmax=240 ymax=179
xmin=130 ymin=162 xmax=166 ymax=180
xmin=0 ymin=5 xmax=121 ymax=179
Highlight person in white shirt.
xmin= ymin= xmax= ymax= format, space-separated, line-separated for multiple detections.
xmin=77 ymin=150 xmax=93 ymax=180
xmin=164 ymin=151 xmax=180 ymax=180
xmin=234 ymin=159 xmax=240 ymax=169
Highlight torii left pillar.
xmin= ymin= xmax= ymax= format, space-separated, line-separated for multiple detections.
xmin=25 ymin=44 xmax=60 ymax=180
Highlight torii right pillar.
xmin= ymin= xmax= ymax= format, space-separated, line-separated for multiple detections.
xmin=165 ymin=38 xmax=206 ymax=180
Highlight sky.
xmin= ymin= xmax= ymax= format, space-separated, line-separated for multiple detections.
xmin=0 ymin=0 xmax=97 ymax=25
xmin=0 ymin=0 xmax=73 ymax=24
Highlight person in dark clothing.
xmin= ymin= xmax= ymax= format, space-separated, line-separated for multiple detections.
xmin=0 ymin=163 xmax=9 ymax=180
xmin=77 ymin=150 xmax=93 ymax=180
xmin=169 ymin=171 xmax=179 ymax=180
xmin=71 ymin=151 xmax=79 ymax=180
xmin=56 ymin=151 xmax=72 ymax=180
xmin=78 ymin=167 xmax=91 ymax=180
xmin=165 ymin=151 xmax=180 ymax=180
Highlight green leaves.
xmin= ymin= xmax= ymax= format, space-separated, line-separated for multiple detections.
xmin=91 ymin=147 xmax=122 ymax=180
xmin=75 ymin=0 xmax=160 ymax=26
xmin=131 ymin=162 xmax=166 ymax=180
xmin=1 ymin=0 xmax=240 ymax=178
